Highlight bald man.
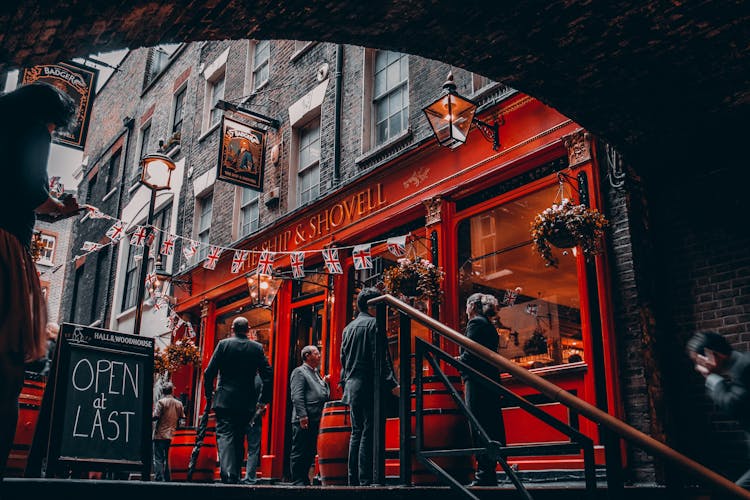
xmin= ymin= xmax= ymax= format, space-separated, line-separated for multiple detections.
xmin=204 ymin=317 xmax=273 ymax=484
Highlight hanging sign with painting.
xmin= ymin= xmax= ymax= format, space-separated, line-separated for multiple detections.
xmin=21 ymin=61 xmax=98 ymax=150
xmin=217 ymin=116 xmax=266 ymax=191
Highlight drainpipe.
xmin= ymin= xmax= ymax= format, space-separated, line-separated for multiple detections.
xmin=332 ymin=44 xmax=344 ymax=186
xmin=102 ymin=116 xmax=135 ymax=328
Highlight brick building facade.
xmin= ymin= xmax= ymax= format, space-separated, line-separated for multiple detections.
xmin=59 ymin=39 xmax=749 ymax=486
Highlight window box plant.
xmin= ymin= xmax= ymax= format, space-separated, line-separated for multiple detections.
xmin=531 ymin=198 xmax=608 ymax=267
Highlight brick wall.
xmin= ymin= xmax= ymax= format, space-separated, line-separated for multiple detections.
xmin=34 ymin=217 xmax=74 ymax=323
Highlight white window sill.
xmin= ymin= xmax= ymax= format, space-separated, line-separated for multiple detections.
xmin=355 ymin=129 xmax=413 ymax=166
xmin=116 ymin=306 xmax=137 ymax=322
xmin=102 ymin=187 xmax=117 ymax=203
xmin=128 ymin=181 xmax=141 ymax=195
xmin=198 ymin=121 xmax=221 ymax=142
xmin=290 ymin=42 xmax=317 ymax=63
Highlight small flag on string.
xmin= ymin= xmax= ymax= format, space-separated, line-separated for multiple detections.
xmin=49 ymin=176 xmax=64 ymax=198
xmin=145 ymin=271 xmax=157 ymax=291
xmin=231 ymin=250 xmax=249 ymax=274
xmin=503 ymin=288 xmax=519 ymax=306
xmin=81 ymin=241 xmax=103 ymax=252
xmin=185 ymin=322 xmax=196 ymax=338
xmin=322 ymin=248 xmax=343 ymax=274
xmin=290 ymin=252 xmax=305 ymax=279
xmin=130 ymin=226 xmax=148 ymax=246
xmin=160 ymin=235 xmax=176 ymax=256
xmin=145 ymin=231 xmax=155 ymax=247
xmin=387 ymin=236 xmax=407 ymax=257
xmin=257 ymin=250 xmax=274 ymax=276
xmin=352 ymin=244 xmax=373 ymax=270
xmin=182 ymin=239 xmax=199 ymax=260
xmin=105 ymin=221 xmax=124 ymax=241
xmin=84 ymin=205 xmax=108 ymax=219
xmin=202 ymin=246 xmax=223 ymax=270
xmin=525 ymin=304 xmax=538 ymax=316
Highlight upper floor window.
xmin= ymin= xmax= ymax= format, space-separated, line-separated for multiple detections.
xmin=172 ymin=86 xmax=186 ymax=134
xmin=87 ymin=172 xmax=98 ymax=203
xmin=144 ymin=43 xmax=181 ymax=88
xmin=197 ymin=192 xmax=213 ymax=260
xmin=240 ymin=188 xmax=260 ymax=237
xmin=121 ymin=243 xmax=141 ymax=311
xmin=207 ymin=70 xmax=225 ymax=128
xmin=297 ymin=118 xmax=321 ymax=206
xmin=251 ymin=40 xmax=270 ymax=91
xmin=36 ymin=233 xmax=56 ymax=266
xmin=373 ymin=51 xmax=408 ymax=146
xmin=105 ymin=150 xmax=121 ymax=194
xmin=133 ymin=122 xmax=152 ymax=185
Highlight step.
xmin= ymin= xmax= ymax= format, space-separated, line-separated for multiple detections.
xmin=0 ymin=478 xmax=713 ymax=500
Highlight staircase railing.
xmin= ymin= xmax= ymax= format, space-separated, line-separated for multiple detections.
xmin=370 ymin=294 xmax=750 ymax=500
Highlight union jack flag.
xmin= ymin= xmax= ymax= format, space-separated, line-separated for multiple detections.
xmin=82 ymin=205 xmax=107 ymax=221
xmin=322 ymin=248 xmax=342 ymax=274
xmin=145 ymin=231 xmax=155 ymax=247
xmin=160 ymin=235 xmax=176 ymax=256
xmin=182 ymin=240 xmax=199 ymax=260
xmin=186 ymin=322 xmax=196 ymax=338
xmin=49 ymin=176 xmax=64 ymax=198
xmin=290 ymin=252 xmax=305 ymax=279
xmin=257 ymin=250 xmax=274 ymax=276
xmin=525 ymin=304 xmax=538 ymax=316
xmin=231 ymin=250 xmax=249 ymax=274
xmin=202 ymin=246 xmax=223 ymax=270
xmin=352 ymin=244 xmax=373 ymax=270
xmin=145 ymin=271 xmax=157 ymax=290
xmin=503 ymin=289 xmax=519 ymax=306
xmin=130 ymin=226 xmax=148 ymax=246
xmin=105 ymin=221 xmax=124 ymax=241
xmin=81 ymin=241 xmax=103 ymax=252
xmin=387 ymin=236 xmax=407 ymax=257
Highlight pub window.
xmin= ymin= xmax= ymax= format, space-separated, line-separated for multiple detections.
xmin=37 ymin=233 xmax=56 ymax=266
xmin=371 ymin=50 xmax=409 ymax=147
xmin=240 ymin=188 xmax=260 ymax=237
xmin=196 ymin=192 xmax=213 ymax=260
xmin=172 ymin=85 xmax=186 ymax=134
xmin=297 ymin=117 xmax=321 ymax=206
xmin=456 ymin=181 xmax=584 ymax=369
xmin=251 ymin=40 xmax=270 ymax=92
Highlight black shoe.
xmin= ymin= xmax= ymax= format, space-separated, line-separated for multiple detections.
xmin=469 ymin=479 xmax=498 ymax=487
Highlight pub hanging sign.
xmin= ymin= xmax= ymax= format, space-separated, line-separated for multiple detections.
xmin=217 ymin=117 xmax=266 ymax=192
xmin=22 ymin=61 xmax=98 ymax=150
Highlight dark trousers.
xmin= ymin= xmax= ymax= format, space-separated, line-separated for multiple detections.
xmin=244 ymin=419 xmax=262 ymax=483
xmin=0 ymin=353 xmax=24 ymax=481
xmin=215 ymin=408 xmax=252 ymax=484
xmin=290 ymin=419 xmax=321 ymax=485
xmin=152 ymin=439 xmax=170 ymax=481
xmin=465 ymin=378 xmax=505 ymax=485
xmin=348 ymin=400 xmax=374 ymax=486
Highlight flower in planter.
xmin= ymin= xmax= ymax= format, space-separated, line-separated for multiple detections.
xmin=383 ymin=256 xmax=444 ymax=302
xmin=530 ymin=198 xmax=609 ymax=267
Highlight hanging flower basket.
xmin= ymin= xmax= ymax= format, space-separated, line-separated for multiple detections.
xmin=531 ymin=198 xmax=609 ymax=267
xmin=383 ymin=256 xmax=444 ymax=302
xmin=154 ymin=339 xmax=201 ymax=376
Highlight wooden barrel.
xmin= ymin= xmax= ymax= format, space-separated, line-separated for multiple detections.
xmin=7 ymin=372 xmax=45 ymax=477
xmin=386 ymin=376 xmax=473 ymax=485
xmin=168 ymin=428 xmax=217 ymax=482
xmin=317 ymin=400 xmax=351 ymax=485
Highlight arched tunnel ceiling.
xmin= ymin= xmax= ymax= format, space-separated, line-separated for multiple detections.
xmin=1 ymin=1 xmax=747 ymax=170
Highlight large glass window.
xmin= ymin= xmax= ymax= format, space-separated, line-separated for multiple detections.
xmin=373 ymin=51 xmax=408 ymax=145
xmin=457 ymin=183 xmax=584 ymax=369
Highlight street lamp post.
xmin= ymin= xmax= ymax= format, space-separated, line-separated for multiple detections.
xmin=133 ymin=152 xmax=176 ymax=335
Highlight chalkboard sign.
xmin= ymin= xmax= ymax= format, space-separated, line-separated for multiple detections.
xmin=44 ymin=324 xmax=153 ymax=476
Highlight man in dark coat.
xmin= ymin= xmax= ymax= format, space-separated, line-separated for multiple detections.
xmin=204 ymin=317 xmax=273 ymax=484
xmin=289 ymin=345 xmax=330 ymax=485
xmin=458 ymin=292 xmax=504 ymax=487
xmin=340 ymin=287 xmax=399 ymax=486
xmin=688 ymin=331 xmax=750 ymax=489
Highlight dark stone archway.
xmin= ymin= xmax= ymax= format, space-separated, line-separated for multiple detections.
xmin=0 ymin=1 xmax=747 ymax=169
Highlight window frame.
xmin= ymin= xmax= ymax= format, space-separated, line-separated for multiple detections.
xmin=196 ymin=192 xmax=213 ymax=260
xmin=121 ymin=240 xmax=141 ymax=311
xmin=133 ymin=121 xmax=152 ymax=185
xmin=36 ymin=232 xmax=56 ymax=266
xmin=371 ymin=50 xmax=409 ymax=147
xmin=251 ymin=40 xmax=270 ymax=92
xmin=239 ymin=188 xmax=260 ymax=238
xmin=172 ymin=85 xmax=187 ymax=135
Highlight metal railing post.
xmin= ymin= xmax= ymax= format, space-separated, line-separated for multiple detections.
xmin=399 ymin=311 xmax=412 ymax=486
xmin=373 ymin=302 xmax=386 ymax=485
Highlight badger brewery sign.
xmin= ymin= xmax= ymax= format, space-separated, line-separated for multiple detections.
xmin=217 ymin=116 xmax=266 ymax=191
xmin=21 ymin=61 xmax=98 ymax=150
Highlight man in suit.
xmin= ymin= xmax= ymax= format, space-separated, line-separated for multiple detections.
xmin=340 ymin=287 xmax=399 ymax=486
xmin=204 ymin=317 xmax=273 ymax=484
xmin=688 ymin=331 xmax=750 ymax=489
xmin=289 ymin=345 xmax=330 ymax=485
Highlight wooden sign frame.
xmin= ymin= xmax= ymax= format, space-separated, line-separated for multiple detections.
xmin=216 ymin=116 xmax=266 ymax=191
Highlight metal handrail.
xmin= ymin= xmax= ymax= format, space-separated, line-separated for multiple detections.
xmin=370 ymin=293 xmax=750 ymax=499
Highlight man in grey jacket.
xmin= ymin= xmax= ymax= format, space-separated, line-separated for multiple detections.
xmin=340 ymin=287 xmax=399 ymax=486
xmin=688 ymin=331 xmax=750 ymax=489
xmin=289 ymin=345 xmax=330 ymax=485
xmin=204 ymin=317 xmax=273 ymax=484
